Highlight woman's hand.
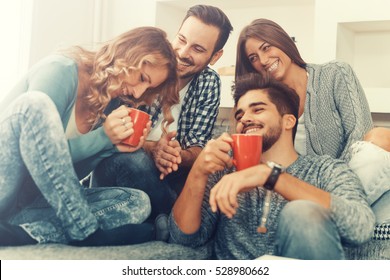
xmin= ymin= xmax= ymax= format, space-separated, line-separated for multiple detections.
xmin=116 ymin=120 xmax=152 ymax=153
xmin=103 ymin=105 xmax=134 ymax=144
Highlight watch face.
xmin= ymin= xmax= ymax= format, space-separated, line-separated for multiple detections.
xmin=266 ymin=161 xmax=285 ymax=172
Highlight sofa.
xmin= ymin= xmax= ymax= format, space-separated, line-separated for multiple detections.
xmin=1 ymin=230 xmax=388 ymax=260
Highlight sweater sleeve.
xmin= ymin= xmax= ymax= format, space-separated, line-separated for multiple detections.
xmin=169 ymin=171 xmax=223 ymax=247
xmin=316 ymin=156 xmax=375 ymax=245
xmin=67 ymin=127 xmax=115 ymax=163
xmin=329 ymin=61 xmax=373 ymax=160
xmin=27 ymin=56 xmax=116 ymax=164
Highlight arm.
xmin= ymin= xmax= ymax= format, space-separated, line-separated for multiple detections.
xmin=209 ymin=163 xmax=331 ymax=219
xmin=331 ymin=62 xmax=373 ymax=159
xmin=171 ymin=134 xmax=233 ymax=236
xmin=209 ymin=155 xmax=374 ymax=245
xmin=28 ymin=57 xmax=147 ymax=166
xmin=317 ymin=157 xmax=375 ymax=244
xmin=25 ymin=56 xmax=117 ymax=163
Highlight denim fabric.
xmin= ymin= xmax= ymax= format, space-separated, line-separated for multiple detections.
xmin=371 ymin=191 xmax=390 ymax=224
xmin=275 ymin=200 xmax=345 ymax=260
xmin=349 ymin=141 xmax=390 ymax=222
xmin=92 ymin=149 xmax=179 ymax=219
xmin=0 ymin=92 xmax=151 ymax=243
xmin=10 ymin=187 xmax=151 ymax=243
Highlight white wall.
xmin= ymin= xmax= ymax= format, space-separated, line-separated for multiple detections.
xmin=0 ymin=0 xmax=32 ymax=100
xmin=314 ymin=0 xmax=390 ymax=114
xmin=100 ymin=0 xmax=157 ymax=41
xmin=155 ymin=1 xmax=315 ymax=107
xmin=314 ymin=0 xmax=390 ymax=62
xmin=4 ymin=0 xmax=390 ymax=116
xmin=28 ymin=0 xmax=96 ymax=66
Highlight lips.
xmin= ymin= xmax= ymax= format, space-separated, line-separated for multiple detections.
xmin=121 ymin=85 xmax=133 ymax=96
xmin=242 ymin=125 xmax=263 ymax=134
xmin=177 ymin=57 xmax=193 ymax=68
xmin=267 ymin=60 xmax=279 ymax=72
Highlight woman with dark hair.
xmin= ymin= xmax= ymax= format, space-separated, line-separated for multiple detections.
xmin=235 ymin=19 xmax=389 ymax=243
xmin=0 ymin=27 xmax=178 ymax=246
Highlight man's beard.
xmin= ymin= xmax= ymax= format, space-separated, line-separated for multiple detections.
xmin=178 ymin=56 xmax=212 ymax=80
xmin=262 ymin=122 xmax=282 ymax=153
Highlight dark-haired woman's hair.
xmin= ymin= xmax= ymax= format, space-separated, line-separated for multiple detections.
xmin=235 ymin=18 xmax=306 ymax=80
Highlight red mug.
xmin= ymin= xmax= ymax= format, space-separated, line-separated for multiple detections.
xmin=231 ymin=134 xmax=262 ymax=171
xmin=121 ymin=108 xmax=150 ymax=146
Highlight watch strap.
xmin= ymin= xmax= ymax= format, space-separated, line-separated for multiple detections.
xmin=264 ymin=165 xmax=282 ymax=190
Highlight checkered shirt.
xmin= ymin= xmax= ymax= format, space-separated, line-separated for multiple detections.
xmin=148 ymin=66 xmax=221 ymax=149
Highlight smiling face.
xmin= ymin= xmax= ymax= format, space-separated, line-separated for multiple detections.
xmin=111 ymin=63 xmax=169 ymax=99
xmin=234 ymin=89 xmax=283 ymax=152
xmin=172 ymin=16 xmax=222 ymax=83
xmin=244 ymin=37 xmax=293 ymax=82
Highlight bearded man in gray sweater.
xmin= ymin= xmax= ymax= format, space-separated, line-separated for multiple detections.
xmin=168 ymin=72 xmax=375 ymax=260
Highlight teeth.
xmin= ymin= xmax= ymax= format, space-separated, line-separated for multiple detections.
xmin=245 ymin=128 xmax=261 ymax=134
xmin=268 ymin=60 xmax=278 ymax=72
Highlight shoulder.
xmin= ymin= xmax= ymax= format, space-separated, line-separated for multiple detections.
xmin=289 ymin=154 xmax=351 ymax=178
xmin=307 ymin=60 xmax=354 ymax=79
xmin=29 ymin=55 xmax=78 ymax=83
xmin=34 ymin=55 xmax=77 ymax=72
xmin=193 ymin=66 xmax=220 ymax=84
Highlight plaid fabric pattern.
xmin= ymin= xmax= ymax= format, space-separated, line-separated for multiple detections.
xmin=148 ymin=66 xmax=221 ymax=149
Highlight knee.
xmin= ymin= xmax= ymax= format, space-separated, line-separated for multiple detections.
xmin=16 ymin=91 xmax=56 ymax=113
xmin=127 ymin=188 xmax=152 ymax=222
xmin=276 ymin=201 xmax=344 ymax=259
xmin=93 ymin=187 xmax=151 ymax=227
xmin=109 ymin=150 xmax=155 ymax=172
xmin=278 ymin=200 xmax=332 ymax=236
xmin=364 ymin=127 xmax=390 ymax=152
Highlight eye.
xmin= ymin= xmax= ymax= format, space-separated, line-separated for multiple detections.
xmin=194 ymin=47 xmax=203 ymax=53
xmin=262 ymin=44 xmax=271 ymax=51
xmin=235 ymin=114 xmax=243 ymax=122
xmin=177 ymin=35 xmax=186 ymax=44
xmin=254 ymin=107 xmax=264 ymax=114
xmin=248 ymin=55 xmax=258 ymax=63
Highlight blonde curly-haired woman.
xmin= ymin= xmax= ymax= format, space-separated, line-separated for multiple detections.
xmin=0 ymin=27 xmax=178 ymax=246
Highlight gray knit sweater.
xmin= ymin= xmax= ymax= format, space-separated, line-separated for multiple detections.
xmin=304 ymin=61 xmax=373 ymax=161
xmin=169 ymin=155 xmax=375 ymax=260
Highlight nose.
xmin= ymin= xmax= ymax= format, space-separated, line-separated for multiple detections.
xmin=132 ymin=83 xmax=149 ymax=99
xmin=258 ymin=51 xmax=268 ymax=66
xmin=177 ymin=45 xmax=190 ymax=59
xmin=240 ymin=111 xmax=253 ymax=124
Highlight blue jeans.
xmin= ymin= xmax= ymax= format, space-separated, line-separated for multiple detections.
xmin=349 ymin=141 xmax=390 ymax=223
xmin=0 ymin=92 xmax=151 ymax=243
xmin=275 ymin=201 xmax=345 ymax=260
xmin=92 ymin=149 xmax=183 ymax=219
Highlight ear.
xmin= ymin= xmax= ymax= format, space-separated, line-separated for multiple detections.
xmin=209 ymin=49 xmax=224 ymax=65
xmin=283 ymin=114 xmax=296 ymax=130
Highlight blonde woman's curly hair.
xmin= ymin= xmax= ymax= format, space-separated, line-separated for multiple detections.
xmin=64 ymin=26 xmax=179 ymax=133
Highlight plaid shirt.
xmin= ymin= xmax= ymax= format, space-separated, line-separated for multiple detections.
xmin=148 ymin=66 xmax=221 ymax=149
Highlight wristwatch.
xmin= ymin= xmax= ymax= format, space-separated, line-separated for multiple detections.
xmin=263 ymin=161 xmax=286 ymax=190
